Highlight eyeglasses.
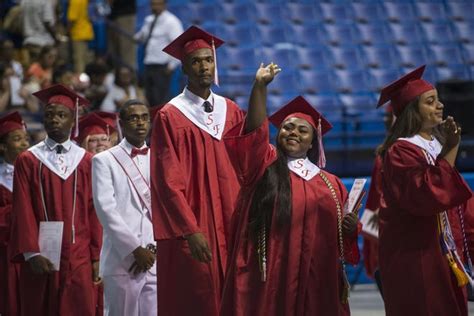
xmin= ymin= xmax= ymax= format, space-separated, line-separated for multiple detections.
xmin=124 ymin=114 xmax=150 ymax=124
xmin=88 ymin=136 xmax=110 ymax=144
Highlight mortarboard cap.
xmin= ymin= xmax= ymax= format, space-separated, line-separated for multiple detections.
xmin=76 ymin=113 xmax=116 ymax=145
xmin=163 ymin=26 xmax=224 ymax=85
xmin=269 ymin=96 xmax=332 ymax=135
xmin=0 ymin=111 xmax=26 ymax=139
xmin=163 ymin=25 xmax=224 ymax=62
xmin=95 ymin=111 xmax=119 ymax=128
xmin=269 ymin=96 xmax=332 ymax=168
xmin=377 ymin=65 xmax=434 ymax=117
xmin=32 ymin=84 xmax=90 ymax=111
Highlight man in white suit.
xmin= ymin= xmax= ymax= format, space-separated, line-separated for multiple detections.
xmin=92 ymin=99 xmax=156 ymax=316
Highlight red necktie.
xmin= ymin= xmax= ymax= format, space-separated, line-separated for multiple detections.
xmin=131 ymin=147 xmax=149 ymax=158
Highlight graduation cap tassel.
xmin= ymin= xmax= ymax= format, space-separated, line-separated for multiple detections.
xmin=74 ymin=97 xmax=79 ymax=138
xmin=212 ymin=38 xmax=219 ymax=87
xmin=116 ymin=115 xmax=123 ymax=141
xmin=317 ymin=118 xmax=326 ymax=169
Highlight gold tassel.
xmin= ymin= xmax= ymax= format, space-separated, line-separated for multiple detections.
xmin=340 ymin=266 xmax=350 ymax=304
xmin=448 ymin=254 xmax=469 ymax=287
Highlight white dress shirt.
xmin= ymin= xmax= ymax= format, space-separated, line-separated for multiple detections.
xmin=134 ymin=10 xmax=183 ymax=69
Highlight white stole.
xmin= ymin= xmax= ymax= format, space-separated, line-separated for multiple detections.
xmin=29 ymin=142 xmax=85 ymax=180
xmin=169 ymin=90 xmax=227 ymax=140
xmin=287 ymin=157 xmax=320 ymax=181
xmin=109 ymin=145 xmax=152 ymax=213
xmin=0 ymin=162 xmax=14 ymax=192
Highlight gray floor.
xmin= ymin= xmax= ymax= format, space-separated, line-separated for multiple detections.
xmin=349 ymin=284 xmax=474 ymax=316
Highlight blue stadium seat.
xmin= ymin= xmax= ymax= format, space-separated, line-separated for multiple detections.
xmin=446 ymin=2 xmax=474 ymax=22
xmin=389 ymin=23 xmax=425 ymax=45
xmin=368 ymin=68 xmax=403 ymax=92
xmin=267 ymin=71 xmax=298 ymax=95
xmin=327 ymin=46 xmax=365 ymax=70
xmin=213 ymin=24 xmax=257 ymax=48
xmin=185 ymin=3 xmax=218 ymax=26
xmin=298 ymin=70 xmax=337 ymax=95
xmin=356 ymin=23 xmax=393 ymax=46
xmin=287 ymin=24 xmax=324 ymax=47
xmin=462 ymin=43 xmax=474 ymax=65
xmin=339 ymin=94 xmax=377 ymax=116
xmin=219 ymin=47 xmax=258 ymax=72
xmin=267 ymin=95 xmax=291 ymax=115
xmin=283 ymin=3 xmax=321 ymax=25
xmin=435 ymin=65 xmax=471 ymax=81
xmin=397 ymin=45 xmax=431 ymax=68
xmin=322 ymin=24 xmax=360 ymax=46
xmin=257 ymin=47 xmax=296 ymax=72
xmin=217 ymin=3 xmax=254 ymax=25
xmin=414 ymin=2 xmax=448 ymax=22
xmin=429 ymin=44 xmax=464 ymax=66
xmin=303 ymin=94 xmax=342 ymax=109
xmin=383 ymin=2 xmax=417 ymax=23
xmin=334 ymin=69 xmax=372 ymax=94
xmin=361 ymin=45 xmax=400 ymax=69
xmin=256 ymin=24 xmax=291 ymax=47
xmin=253 ymin=3 xmax=284 ymax=25
xmin=351 ymin=3 xmax=386 ymax=24
xmin=294 ymin=46 xmax=333 ymax=70
xmin=400 ymin=66 xmax=438 ymax=85
xmin=318 ymin=3 xmax=354 ymax=23
xmin=453 ymin=21 xmax=474 ymax=44
xmin=420 ymin=22 xmax=456 ymax=44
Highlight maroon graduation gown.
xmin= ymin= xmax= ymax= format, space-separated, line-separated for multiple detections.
xmin=379 ymin=140 xmax=473 ymax=316
xmin=0 ymin=184 xmax=20 ymax=316
xmin=150 ymin=99 xmax=245 ymax=316
xmin=363 ymin=156 xmax=383 ymax=278
xmin=8 ymin=151 xmax=102 ymax=316
xmin=221 ymin=122 xmax=360 ymax=316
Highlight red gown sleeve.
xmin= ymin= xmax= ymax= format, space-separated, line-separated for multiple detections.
xmin=383 ymin=141 xmax=472 ymax=216
xmin=9 ymin=154 xmax=40 ymax=262
xmin=0 ymin=187 xmax=12 ymax=246
xmin=224 ymin=119 xmax=277 ymax=187
xmin=150 ymin=111 xmax=201 ymax=239
xmin=334 ymin=176 xmax=360 ymax=266
xmin=365 ymin=156 xmax=383 ymax=211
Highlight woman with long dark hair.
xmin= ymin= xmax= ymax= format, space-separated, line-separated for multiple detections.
xmin=221 ymin=64 xmax=360 ymax=316
xmin=376 ymin=65 xmax=473 ymax=316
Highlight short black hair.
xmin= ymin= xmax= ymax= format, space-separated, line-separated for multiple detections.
xmin=119 ymin=99 xmax=149 ymax=120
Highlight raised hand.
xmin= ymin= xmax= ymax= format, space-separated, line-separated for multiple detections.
xmin=185 ymin=232 xmax=212 ymax=263
xmin=255 ymin=62 xmax=282 ymax=85
xmin=441 ymin=116 xmax=461 ymax=150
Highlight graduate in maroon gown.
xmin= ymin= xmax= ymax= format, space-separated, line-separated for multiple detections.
xmin=8 ymin=84 xmax=102 ymax=316
xmin=376 ymin=66 xmax=473 ymax=316
xmin=0 ymin=112 xmax=30 ymax=316
xmin=221 ymin=65 xmax=360 ymax=316
xmin=150 ymin=26 xmax=246 ymax=316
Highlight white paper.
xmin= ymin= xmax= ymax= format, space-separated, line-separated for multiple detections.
xmin=38 ymin=221 xmax=64 ymax=271
xmin=360 ymin=209 xmax=379 ymax=239
xmin=344 ymin=178 xmax=367 ymax=214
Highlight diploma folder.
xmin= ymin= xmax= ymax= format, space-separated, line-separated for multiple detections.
xmin=38 ymin=221 xmax=64 ymax=271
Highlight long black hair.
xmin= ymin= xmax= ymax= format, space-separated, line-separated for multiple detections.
xmin=248 ymin=128 xmax=319 ymax=241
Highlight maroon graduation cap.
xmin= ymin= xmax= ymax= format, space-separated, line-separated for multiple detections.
xmin=0 ymin=111 xmax=26 ymax=138
xmin=76 ymin=113 xmax=116 ymax=145
xmin=269 ymin=96 xmax=332 ymax=168
xmin=376 ymin=65 xmax=434 ymax=117
xmin=163 ymin=25 xmax=224 ymax=85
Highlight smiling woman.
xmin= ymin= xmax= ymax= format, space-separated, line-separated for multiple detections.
xmin=376 ymin=65 xmax=473 ymax=316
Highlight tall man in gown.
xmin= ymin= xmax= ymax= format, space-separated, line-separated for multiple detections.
xmin=150 ymin=26 xmax=245 ymax=316
xmin=8 ymin=84 xmax=102 ymax=316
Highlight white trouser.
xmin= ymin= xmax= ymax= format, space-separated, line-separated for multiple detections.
xmin=103 ymin=268 xmax=157 ymax=316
